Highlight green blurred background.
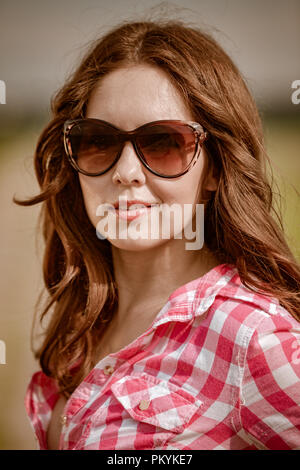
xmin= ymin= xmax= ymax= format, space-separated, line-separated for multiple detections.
xmin=0 ymin=0 xmax=299 ymax=450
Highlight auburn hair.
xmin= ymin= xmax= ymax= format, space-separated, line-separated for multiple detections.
xmin=14 ymin=20 xmax=300 ymax=398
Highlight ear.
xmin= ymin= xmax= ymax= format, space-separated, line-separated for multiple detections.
xmin=203 ymin=164 xmax=219 ymax=192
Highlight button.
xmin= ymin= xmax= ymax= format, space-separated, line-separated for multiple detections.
xmin=60 ymin=415 xmax=68 ymax=426
xmin=103 ymin=365 xmax=114 ymax=375
xmin=138 ymin=399 xmax=150 ymax=410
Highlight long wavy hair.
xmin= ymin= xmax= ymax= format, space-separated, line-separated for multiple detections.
xmin=14 ymin=20 xmax=300 ymax=398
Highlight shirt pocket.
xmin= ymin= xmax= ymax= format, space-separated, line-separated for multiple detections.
xmin=110 ymin=373 xmax=203 ymax=434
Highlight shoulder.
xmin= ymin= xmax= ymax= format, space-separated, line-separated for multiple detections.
xmin=193 ymin=263 xmax=299 ymax=348
xmin=25 ymin=370 xmax=59 ymax=416
xmin=194 ymin=265 xmax=300 ymax=449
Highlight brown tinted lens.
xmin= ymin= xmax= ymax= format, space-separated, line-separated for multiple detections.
xmin=68 ymin=121 xmax=121 ymax=174
xmin=136 ymin=123 xmax=196 ymax=176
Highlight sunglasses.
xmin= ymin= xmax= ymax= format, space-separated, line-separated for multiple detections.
xmin=63 ymin=119 xmax=208 ymax=178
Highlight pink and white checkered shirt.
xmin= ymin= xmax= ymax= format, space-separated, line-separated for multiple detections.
xmin=25 ymin=264 xmax=300 ymax=450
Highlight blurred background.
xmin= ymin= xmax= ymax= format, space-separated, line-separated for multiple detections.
xmin=0 ymin=0 xmax=299 ymax=450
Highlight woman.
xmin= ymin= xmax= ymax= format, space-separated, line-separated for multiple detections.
xmin=17 ymin=20 xmax=300 ymax=450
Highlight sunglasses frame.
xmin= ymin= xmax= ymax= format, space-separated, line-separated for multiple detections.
xmin=63 ymin=118 xmax=208 ymax=179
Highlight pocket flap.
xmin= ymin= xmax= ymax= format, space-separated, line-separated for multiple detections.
xmin=111 ymin=373 xmax=202 ymax=433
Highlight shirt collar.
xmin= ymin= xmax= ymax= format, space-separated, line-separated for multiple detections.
xmin=152 ymin=263 xmax=237 ymax=328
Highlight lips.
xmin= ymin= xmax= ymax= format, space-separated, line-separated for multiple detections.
xmin=113 ymin=200 xmax=158 ymax=210
xmin=112 ymin=200 xmax=160 ymax=221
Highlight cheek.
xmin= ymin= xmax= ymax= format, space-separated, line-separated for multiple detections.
xmin=79 ymin=176 xmax=106 ymax=226
xmin=154 ymin=167 xmax=203 ymax=205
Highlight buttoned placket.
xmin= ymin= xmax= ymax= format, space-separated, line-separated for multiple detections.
xmin=59 ymin=410 xmax=69 ymax=450
xmin=58 ymin=358 xmax=119 ymax=449
xmin=57 ymin=321 xmax=164 ymax=450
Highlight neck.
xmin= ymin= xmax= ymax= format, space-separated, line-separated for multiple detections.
xmin=111 ymin=238 xmax=219 ymax=324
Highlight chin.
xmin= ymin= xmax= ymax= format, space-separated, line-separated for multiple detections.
xmin=104 ymin=236 xmax=171 ymax=252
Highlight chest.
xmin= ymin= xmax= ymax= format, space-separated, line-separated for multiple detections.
xmin=46 ymin=322 xmax=151 ymax=449
xmin=46 ymin=395 xmax=68 ymax=450
xmin=44 ymin=319 xmax=245 ymax=450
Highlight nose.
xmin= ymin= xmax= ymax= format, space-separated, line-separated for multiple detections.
xmin=111 ymin=141 xmax=146 ymax=185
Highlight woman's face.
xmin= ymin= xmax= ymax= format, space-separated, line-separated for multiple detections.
xmin=79 ymin=64 xmax=217 ymax=251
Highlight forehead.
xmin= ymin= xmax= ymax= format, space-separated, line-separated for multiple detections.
xmin=86 ymin=64 xmax=193 ymax=129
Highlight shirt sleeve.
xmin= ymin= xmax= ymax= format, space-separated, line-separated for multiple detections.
xmin=239 ymin=311 xmax=300 ymax=450
xmin=24 ymin=370 xmax=60 ymax=450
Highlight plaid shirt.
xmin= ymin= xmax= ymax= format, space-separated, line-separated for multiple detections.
xmin=25 ymin=264 xmax=300 ymax=450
